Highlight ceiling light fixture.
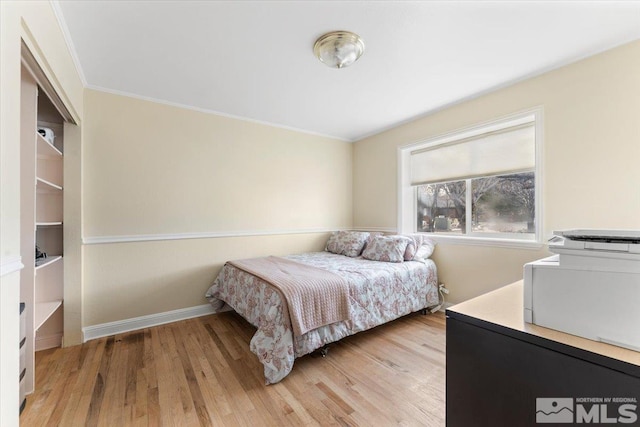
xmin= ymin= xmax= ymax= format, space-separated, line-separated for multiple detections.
xmin=313 ymin=31 xmax=365 ymax=69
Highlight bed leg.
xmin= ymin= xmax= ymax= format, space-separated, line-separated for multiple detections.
xmin=320 ymin=345 xmax=329 ymax=357
xmin=420 ymin=308 xmax=428 ymax=315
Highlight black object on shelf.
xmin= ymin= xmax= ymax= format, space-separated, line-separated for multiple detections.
xmin=35 ymin=245 xmax=47 ymax=261
xmin=35 ymin=246 xmax=47 ymax=268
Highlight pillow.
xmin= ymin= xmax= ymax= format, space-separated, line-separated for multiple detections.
xmin=402 ymin=234 xmax=436 ymax=261
xmin=414 ymin=239 xmax=436 ymax=260
xmin=362 ymin=231 xmax=384 ymax=252
xmin=325 ymin=231 xmax=370 ymax=257
xmin=362 ymin=235 xmax=412 ymax=263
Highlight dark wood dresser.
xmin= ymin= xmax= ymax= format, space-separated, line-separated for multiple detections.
xmin=446 ymin=281 xmax=640 ymax=426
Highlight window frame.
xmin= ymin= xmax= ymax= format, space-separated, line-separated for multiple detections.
xmin=397 ymin=108 xmax=544 ymax=249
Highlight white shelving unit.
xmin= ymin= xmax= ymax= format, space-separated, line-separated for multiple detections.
xmin=20 ymin=64 xmax=66 ymax=396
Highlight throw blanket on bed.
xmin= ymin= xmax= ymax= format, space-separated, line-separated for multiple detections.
xmin=228 ymin=256 xmax=351 ymax=336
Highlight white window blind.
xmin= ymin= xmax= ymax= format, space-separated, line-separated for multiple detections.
xmin=410 ymin=121 xmax=535 ymax=186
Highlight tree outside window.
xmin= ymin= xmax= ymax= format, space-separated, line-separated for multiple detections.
xmin=417 ymin=172 xmax=535 ymax=237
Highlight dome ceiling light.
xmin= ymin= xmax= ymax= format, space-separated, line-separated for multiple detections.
xmin=313 ymin=31 xmax=365 ymax=69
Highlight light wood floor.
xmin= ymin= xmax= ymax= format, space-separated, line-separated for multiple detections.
xmin=21 ymin=311 xmax=446 ymax=426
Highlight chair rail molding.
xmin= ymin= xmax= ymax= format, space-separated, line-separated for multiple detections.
xmin=82 ymin=227 xmax=349 ymax=245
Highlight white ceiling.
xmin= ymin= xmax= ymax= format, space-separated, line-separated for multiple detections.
xmin=54 ymin=1 xmax=640 ymax=142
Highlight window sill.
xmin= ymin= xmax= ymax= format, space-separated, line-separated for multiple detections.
xmin=423 ymin=234 xmax=545 ymax=250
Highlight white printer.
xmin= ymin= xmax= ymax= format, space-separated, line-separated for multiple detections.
xmin=524 ymin=229 xmax=640 ymax=351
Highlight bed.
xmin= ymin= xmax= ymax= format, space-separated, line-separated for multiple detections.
xmin=205 ymin=231 xmax=439 ymax=384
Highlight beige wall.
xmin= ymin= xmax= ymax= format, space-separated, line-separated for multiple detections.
xmin=82 ymin=90 xmax=352 ymax=325
xmin=0 ymin=1 xmax=83 ymax=424
xmin=83 ymin=233 xmax=330 ymax=326
xmin=354 ymin=40 xmax=640 ymax=304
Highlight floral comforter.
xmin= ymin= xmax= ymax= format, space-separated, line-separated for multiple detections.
xmin=205 ymin=251 xmax=438 ymax=384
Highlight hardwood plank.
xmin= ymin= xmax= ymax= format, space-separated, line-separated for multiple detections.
xmin=315 ymin=381 xmax=354 ymax=415
xmin=62 ymin=339 xmax=106 ymax=425
xmin=147 ymin=386 xmax=160 ymax=426
xmin=96 ymin=334 xmax=128 ymax=427
xmin=83 ymin=335 xmax=114 ymax=426
xmin=21 ymin=311 xmax=446 ymax=426
xmin=153 ymin=325 xmax=186 ymax=426
xmin=170 ymin=322 xmax=213 ymax=426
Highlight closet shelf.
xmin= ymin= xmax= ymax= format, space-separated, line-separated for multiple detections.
xmin=36 ymin=222 xmax=63 ymax=227
xmin=35 ymin=255 xmax=62 ymax=270
xmin=36 ymin=177 xmax=62 ymax=192
xmin=34 ymin=300 xmax=62 ymax=331
xmin=36 ymin=133 xmax=62 ymax=158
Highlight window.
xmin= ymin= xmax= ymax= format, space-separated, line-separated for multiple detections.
xmin=416 ymin=171 xmax=535 ymax=238
xmin=399 ymin=110 xmax=542 ymax=246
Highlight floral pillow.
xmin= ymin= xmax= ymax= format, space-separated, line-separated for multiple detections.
xmin=402 ymin=234 xmax=436 ymax=261
xmin=362 ymin=235 xmax=412 ymax=263
xmin=362 ymin=231 xmax=384 ymax=252
xmin=325 ymin=231 xmax=371 ymax=257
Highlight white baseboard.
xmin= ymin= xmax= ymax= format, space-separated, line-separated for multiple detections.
xmin=82 ymin=304 xmax=216 ymax=342
xmin=35 ymin=333 xmax=62 ymax=351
